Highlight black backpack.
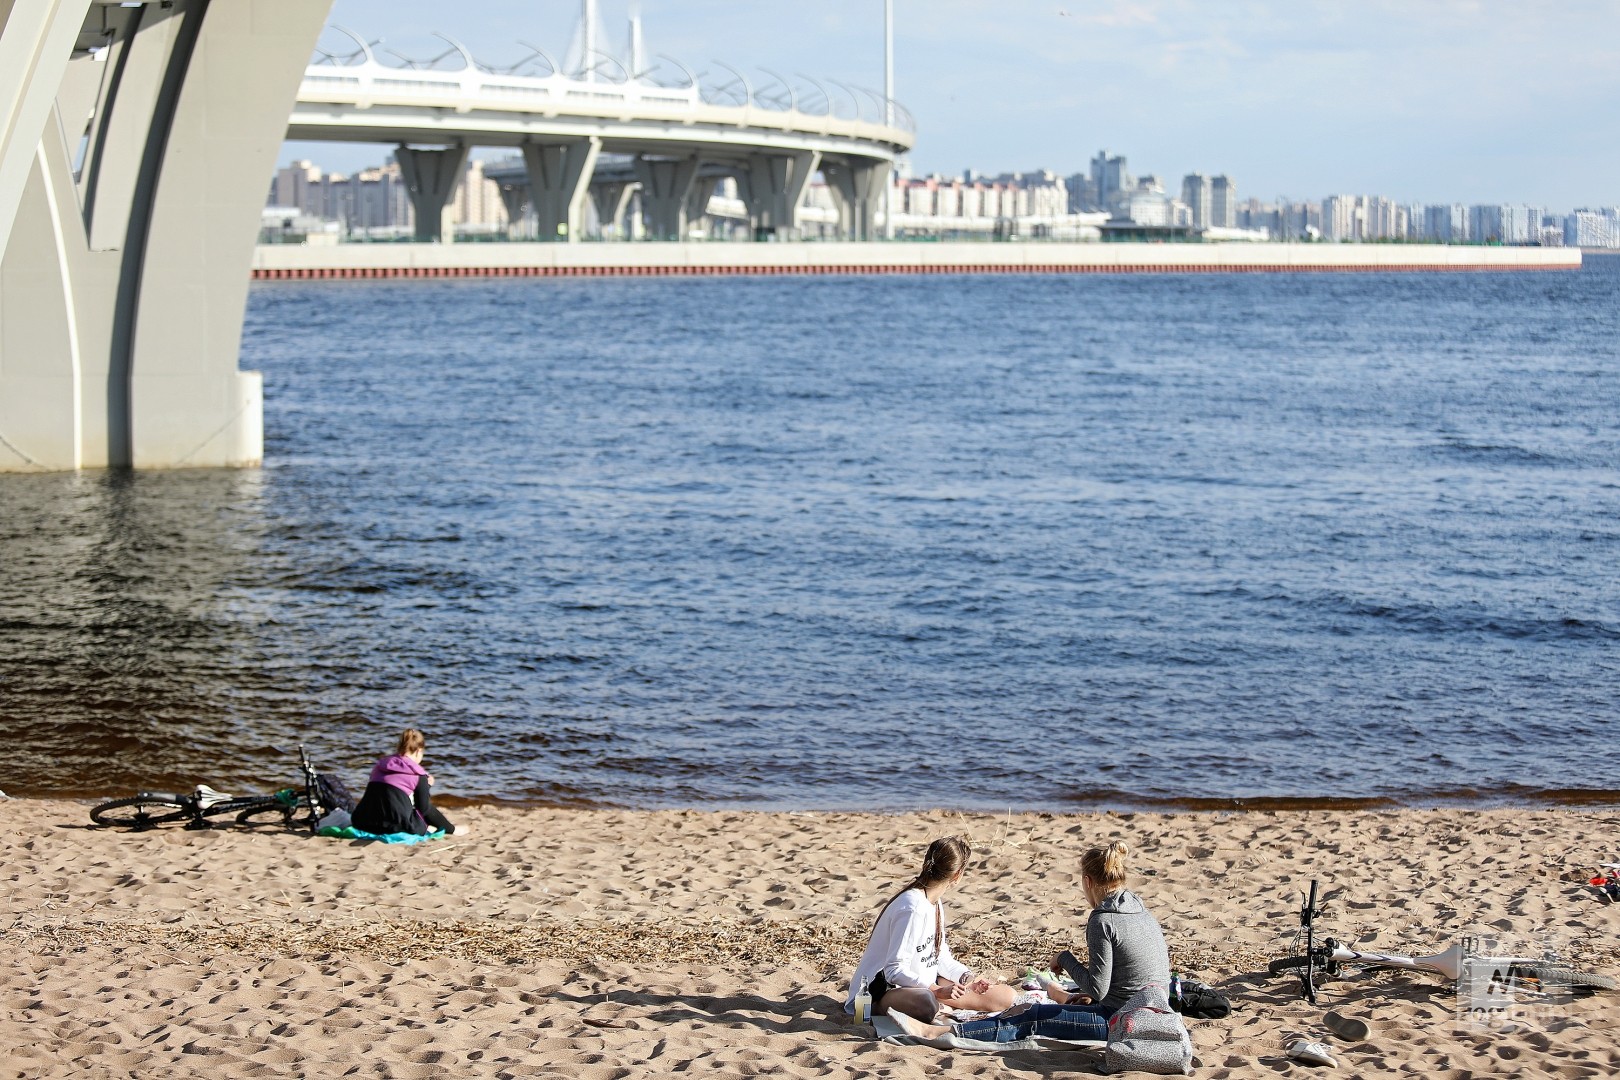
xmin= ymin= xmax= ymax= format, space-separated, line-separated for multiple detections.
xmin=316 ymin=772 xmax=357 ymax=814
xmin=1172 ymin=977 xmax=1231 ymax=1019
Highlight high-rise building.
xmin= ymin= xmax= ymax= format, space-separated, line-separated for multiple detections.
xmin=452 ymin=159 xmax=506 ymax=230
xmin=1322 ymin=195 xmax=1360 ymax=241
xmin=1065 ymin=171 xmax=1099 ymax=212
xmin=1566 ymin=210 xmax=1619 ymax=247
xmin=1470 ymin=204 xmax=1504 ymax=243
xmin=1319 ymin=195 xmax=1401 ymax=241
xmin=1469 ymin=205 xmax=1544 ymax=244
xmin=1403 ymin=203 xmax=1428 ymax=239
xmin=1235 ymin=197 xmax=1266 ymax=232
xmin=1363 ymin=196 xmax=1401 ymax=240
xmin=1423 ymin=204 xmax=1467 ymax=243
xmin=350 ymin=162 xmax=413 ymax=231
xmin=1210 ymin=175 xmax=1236 ymax=228
xmin=1180 ymin=173 xmax=1211 ymax=228
xmin=272 ymin=160 xmax=322 ymax=212
xmin=1091 ymin=150 xmax=1132 ymax=212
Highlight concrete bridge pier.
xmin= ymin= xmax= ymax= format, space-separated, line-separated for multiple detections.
xmin=589 ymin=180 xmax=633 ymax=239
xmin=0 ymin=0 xmax=331 ymax=471
xmin=736 ymin=150 xmax=819 ymax=240
xmin=495 ymin=178 xmax=530 ymax=239
xmin=521 ymin=138 xmax=599 ymax=242
xmin=0 ymin=0 xmax=88 ymax=259
xmin=685 ymin=176 xmax=718 ymax=235
xmin=632 ymin=155 xmax=699 ymax=241
xmin=395 ymin=144 xmax=468 ymax=243
xmin=822 ymin=157 xmax=889 ymax=241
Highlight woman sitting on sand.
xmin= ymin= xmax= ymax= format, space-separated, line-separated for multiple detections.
xmin=887 ymin=840 xmax=1169 ymax=1043
xmin=846 ymin=836 xmax=1020 ymax=1022
xmin=350 ymin=728 xmax=466 ymax=836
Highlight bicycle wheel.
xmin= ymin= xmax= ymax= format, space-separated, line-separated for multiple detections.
xmin=1268 ymin=955 xmax=1313 ymax=976
xmin=1505 ymin=963 xmax=1617 ymax=993
xmin=234 ymin=801 xmax=297 ymax=828
xmin=90 ymin=797 xmax=191 ymax=830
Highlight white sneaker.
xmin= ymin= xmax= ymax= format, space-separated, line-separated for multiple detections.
xmin=1287 ymin=1040 xmax=1337 ymax=1067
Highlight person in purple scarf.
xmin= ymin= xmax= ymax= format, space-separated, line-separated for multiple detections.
xmin=349 ymin=728 xmax=466 ymax=836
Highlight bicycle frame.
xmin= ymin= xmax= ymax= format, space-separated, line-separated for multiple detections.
xmin=1313 ymin=939 xmax=1466 ymax=981
xmin=1290 ymin=878 xmax=1464 ymax=1003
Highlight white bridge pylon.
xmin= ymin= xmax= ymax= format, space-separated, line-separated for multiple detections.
xmin=0 ymin=0 xmax=331 ymax=472
xmin=288 ymin=25 xmax=915 ymax=241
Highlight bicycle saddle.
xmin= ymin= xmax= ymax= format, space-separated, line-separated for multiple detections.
xmin=192 ymin=784 xmax=235 ymax=808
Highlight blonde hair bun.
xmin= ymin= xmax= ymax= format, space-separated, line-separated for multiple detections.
xmin=1081 ymin=839 xmax=1132 ymax=893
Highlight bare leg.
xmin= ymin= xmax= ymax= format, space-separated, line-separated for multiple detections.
xmin=1032 ymin=973 xmax=1074 ymax=1005
xmin=875 ymin=986 xmax=940 ymax=1024
xmin=886 ymin=1008 xmax=952 ymax=1041
xmin=935 ymin=981 xmax=1021 ymax=1013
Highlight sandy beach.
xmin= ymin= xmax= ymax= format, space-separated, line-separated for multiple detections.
xmin=2 ymin=799 xmax=1616 ymax=1078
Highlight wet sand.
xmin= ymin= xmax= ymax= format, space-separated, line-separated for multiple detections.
xmin=2 ymin=800 xmax=1617 ymax=1077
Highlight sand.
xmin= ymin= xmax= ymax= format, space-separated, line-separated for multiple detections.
xmin=2 ymin=799 xmax=1617 ymax=1078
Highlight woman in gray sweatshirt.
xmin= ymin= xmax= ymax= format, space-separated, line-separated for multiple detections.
xmin=886 ymin=840 xmax=1171 ymax=1043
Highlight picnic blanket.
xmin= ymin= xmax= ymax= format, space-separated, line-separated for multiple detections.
xmin=872 ymin=1012 xmax=1106 ymax=1052
xmin=317 ymin=825 xmax=448 ymax=845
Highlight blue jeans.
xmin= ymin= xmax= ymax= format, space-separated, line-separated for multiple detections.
xmin=953 ymin=1001 xmax=1115 ymax=1043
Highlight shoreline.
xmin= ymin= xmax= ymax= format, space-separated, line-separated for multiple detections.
xmin=4 ymin=799 xmax=1616 ymax=1077
xmin=251 ymin=239 xmax=1582 ymax=280
xmin=25 ymin=785 xmax=1620 ymax=816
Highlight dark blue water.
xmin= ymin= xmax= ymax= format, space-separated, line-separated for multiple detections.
xmin=3 ymin=258 xmax=1617 ymax=810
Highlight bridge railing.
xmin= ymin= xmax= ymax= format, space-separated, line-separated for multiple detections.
xmin=305 ymin=33 xmax=916 ymax=145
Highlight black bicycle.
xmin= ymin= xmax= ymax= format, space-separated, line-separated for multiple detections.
xmin=89 ymin=745 xmax=352 ymax=833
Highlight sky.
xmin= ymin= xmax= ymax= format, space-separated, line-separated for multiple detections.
xmin=283 ymin=0 xmax=1620 ymax=211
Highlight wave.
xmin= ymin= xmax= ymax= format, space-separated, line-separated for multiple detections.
xmin=1058 ymin=784 xmax=1620 ymax=813
xmin=1429 ymin=439 xmax=1561 ymax=466
xmin=1244 ymin=587 xmax=1620 ymax=643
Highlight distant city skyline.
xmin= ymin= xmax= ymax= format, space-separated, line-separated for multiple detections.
xmin=283 ymin=0 xmax=1620 ymax=212
xmin=270 ymin=148 xmax=1620 ymax=248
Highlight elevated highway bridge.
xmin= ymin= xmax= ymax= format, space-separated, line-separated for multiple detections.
xmin=286 ymin=29 xmax=913 ymax=242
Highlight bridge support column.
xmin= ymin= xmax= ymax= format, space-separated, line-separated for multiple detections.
xmin=589 ymin=180 xmax=632 ymax=239
xmin=0 ymin=0 xmax=332 ymax=471
xmin=521 ymin=137 xmax=599 ymax=242
xmin=822 ymin=158 xmax=890 ymax=241
xmin=0 ymin=0 xmax=91 ymax=258
xmin=632 ymin=155 xmax=698 ymax=241
xmin=395 ymin=144 xmax=468 ymax=243
xmin=496 ymin=179 xmax=529 ymax=239
xmin=736 ymin=150 xmax=819 ymax=240
xmin=685 ymin=176 xmax=717 ymax=235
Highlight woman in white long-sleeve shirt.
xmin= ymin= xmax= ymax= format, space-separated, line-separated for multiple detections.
xmin=846 ymin=836 xmax=1020 ymax=1022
